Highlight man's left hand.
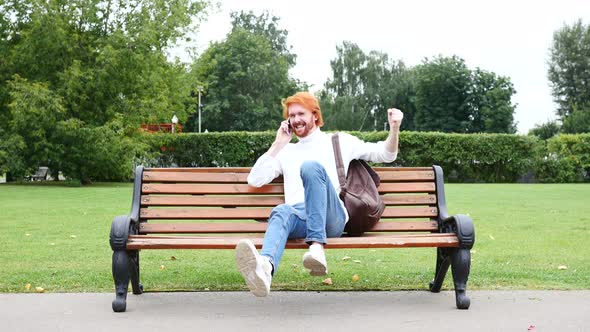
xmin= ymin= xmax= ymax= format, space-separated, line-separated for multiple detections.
xmin=387 ymin=108 xmax=404 ymax=129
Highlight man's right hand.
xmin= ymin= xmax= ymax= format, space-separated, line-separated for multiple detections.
xmin=274 ymin=120 xmax=292 ymax=146
xmin=267 ymin=120 xmax=292 ymax=158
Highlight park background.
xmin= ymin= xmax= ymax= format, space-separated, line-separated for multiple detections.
xmin=0 ymin=0 xmax=589 ymax=293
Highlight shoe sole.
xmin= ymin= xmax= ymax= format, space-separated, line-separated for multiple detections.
xmin=303 ymin=254 xmax=328 ymax=276
xmin=235 ymin=240 xmax=269 ymax=297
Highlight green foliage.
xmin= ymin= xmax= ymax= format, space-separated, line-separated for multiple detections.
xmin=414 ymin=56 xmax=472 ymax=133
xmin=358 ymin=131 xmax=537 ymax=182
xmin=320 ymin=42 xmax=417 ymax=132
xmin=140 ymin=131 xmax=554 ymax=183
xmin=3 ymin=76 xmax=65 ymax=178
xmin=0 ymin=0 xmax=210 ymax=181
xmin=548 ymin=19 xmax=590 ymax=123
xmin=0 ymin=0 xmax=208 ymax=126
xmin=546 ymin=134 xmax=590 ymax=181
xmin=190 ymin=11 xmax=299 ymax=132
xmin=469 ymin=68 xmax=517 ymax=133
xmin=532 ymin=156 xmax=579 ymax=183
xmin=320 ymin=48 xmax=516 ymax=134
xmin=140 ymin=132 xmax=276 ymax=167
xmin=561 ymin=105 xmax=590 ymax=134
xmin=528 ymin=120 xmax=561 ymax=140
xmin=54 ymin=119 xmax=146 ymax=184
xmin=414 ymin=56 xmax=517 ymax=134
xmin=1 ymin=76 xmax=144 ymax=183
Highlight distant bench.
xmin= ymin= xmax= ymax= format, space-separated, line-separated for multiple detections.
xmin=26 ymin=167 xmax=49 ymax=181
xmin=109 ymin=166 xmax=475 ymax=312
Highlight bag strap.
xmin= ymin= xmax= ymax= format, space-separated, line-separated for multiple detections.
xmin=331 ymin=133 xmax=346 ymax=188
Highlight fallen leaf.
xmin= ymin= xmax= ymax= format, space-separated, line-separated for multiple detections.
xmin=342 ymin=256 xmax=351 ymax=261
xmin=352 ymin=274 xmax=360 ymax=282
xmin=170 ymin=256 xmax=177 ymax=261
xmin=489 ymin=235 xmax=495 ymax=240
xmin=70 ymin=235 xmax=77 ymax=238
xmin=353 ymin=260 xmax=361 ymax=263
xmin=558 ymin=265 xmax=568 ymax=270
xmin=25 ymin=283 xmax=31 ymax=290
xmin=291 ymin=264 xmax=298 ymax=269
xmin=322 ymin=278 xmax=333 ymax=285
xmin=35 ymin=287 xmax=45 ymax=293
xmin=160 ymin=265 xmax=166 ymax=270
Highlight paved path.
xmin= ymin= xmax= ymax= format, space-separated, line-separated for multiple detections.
xmin=2 ymin=291 xmax=589 ymax=331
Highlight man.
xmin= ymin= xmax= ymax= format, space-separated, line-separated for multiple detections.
xmin=236 ymin=92 xmax=403 ymax=297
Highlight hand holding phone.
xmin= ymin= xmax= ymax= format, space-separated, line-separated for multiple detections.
xmin=286 ymin=119 xmax=292 ymax=135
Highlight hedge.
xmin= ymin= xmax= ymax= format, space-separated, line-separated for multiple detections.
xmin=136 ymin=131 xmax=590 ymax=183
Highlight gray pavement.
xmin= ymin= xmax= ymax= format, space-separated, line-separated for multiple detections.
xmin=1 ymin=291 xmax=589 ymax=331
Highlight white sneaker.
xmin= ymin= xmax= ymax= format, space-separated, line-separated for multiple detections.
xmin=302 ymin=248 xmax=328 ymax=276
xmin=235 ymin=239 xmax=272 ymax=297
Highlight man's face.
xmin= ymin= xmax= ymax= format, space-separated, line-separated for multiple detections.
xmin=288 ymin=103 xmax=317 ymax=138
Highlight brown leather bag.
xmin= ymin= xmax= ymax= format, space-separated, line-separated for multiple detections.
xmin=332 ymin=133 xmax=385 ymax=236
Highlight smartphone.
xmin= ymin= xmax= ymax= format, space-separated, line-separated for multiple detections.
xmin=286 ymin=119 xmax=292 ymax=134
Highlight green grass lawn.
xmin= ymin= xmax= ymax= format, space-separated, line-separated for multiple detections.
xmin=1 ymin=182 xmax=589 ymax=293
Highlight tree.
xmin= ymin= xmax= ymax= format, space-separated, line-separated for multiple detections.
xmin=469 ymin=69 xmax=517 ymax=133
xmin=561 ymin=105 xmax=590 ymax=134
xmin=548 ymin=19 xmax=590 ymax=125
xmin=191 ymin=11 xmax=300 ymax=132
xmin=0 ymin=0 xmax=210 ymax=181
xmin=230 ymin=10 xmax=296 ymax=67
xmin=414 ymin=56 xmax=472 ymax=132
xmin=320 ymin=41 xmax=416 ymax=131
xmin=0 ymin=0 xmax=208 ymax=126
xmin=3 ymin=76 xmax=64 ymax=178
xmin=529 ymin=120 xmax=561 ymax=140
xmin=414 ymin=56 xmax=517 ymax=133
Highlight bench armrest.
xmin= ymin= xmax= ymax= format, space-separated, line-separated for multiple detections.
xmin=129 ymin=166 xmax=144 ymax=223
xmin=440 ymin=214 xmax=475 ymax=249
xmin=110 ymin=215 xmax=138 ymax=250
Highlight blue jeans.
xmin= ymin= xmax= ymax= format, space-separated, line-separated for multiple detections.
xmin=260 ymin=161 xmax=346 ymax=272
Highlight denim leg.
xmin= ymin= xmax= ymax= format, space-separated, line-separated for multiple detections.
xmin=260 ymin=204 xmax=307 ymax=272
xmin=300 ymin=161 xmax=346 ymax=244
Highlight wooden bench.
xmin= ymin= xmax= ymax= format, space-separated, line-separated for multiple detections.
xmin=26 ymin=167 xmax=49 ymax=181
xmin=110 ymin=165 xmax=475 ymax=312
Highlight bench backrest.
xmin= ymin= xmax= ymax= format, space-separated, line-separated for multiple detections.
xmin=35 ymin=167 xmax=49 ymax=177
xmin=132 ymin=166 xmax=446 ymax=235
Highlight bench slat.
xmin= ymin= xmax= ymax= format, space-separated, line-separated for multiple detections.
xmin=139 ymin=206 xmax=437 ymax=220
xmin=144 ymin=167 xmax=434 ymax=173
xmin=142 ymin=170 xmax=435 ymax=183
xmin=126 ymin=234 xmax=459 ymax=249
xmin=140 ymin=194 xmax=436 ymax=207
xmin=138 ymin=221 xmax=439 ymax=234
xmin=141 ymin=182 xmax=436 ymax=195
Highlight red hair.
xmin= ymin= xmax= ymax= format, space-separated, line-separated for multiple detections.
xmin=281 ymin=92 xmax=324 ymax=127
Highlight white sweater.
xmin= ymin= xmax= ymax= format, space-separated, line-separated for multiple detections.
xmin=247 ymin=129 xmax=398 ymax=222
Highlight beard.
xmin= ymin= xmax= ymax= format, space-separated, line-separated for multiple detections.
xmin=292 ymin=120 xmax=317 ymax=138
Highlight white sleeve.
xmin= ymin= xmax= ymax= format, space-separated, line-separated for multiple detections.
xmin=342 ymin=133 xmax=397 ymax=163
xmin=247 ymin=153 xmax=283 ymax=187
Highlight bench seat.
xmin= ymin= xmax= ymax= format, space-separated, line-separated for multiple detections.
xmin=110 ymin=165 xmax=475 ymax=312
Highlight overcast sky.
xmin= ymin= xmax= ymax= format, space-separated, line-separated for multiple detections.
xmin=176 ymin=0 xmax=590 ymax=133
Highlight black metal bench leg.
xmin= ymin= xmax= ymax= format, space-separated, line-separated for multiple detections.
xmin=429 ymin=248 xmax=451 ymax=293
xmin=450 ymin=248 xmax=471 ymax=309
xmin=112 ymin=250 xmax=131 ymax=312
xmin=130 ymin=250 xmax=143 ymax=295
